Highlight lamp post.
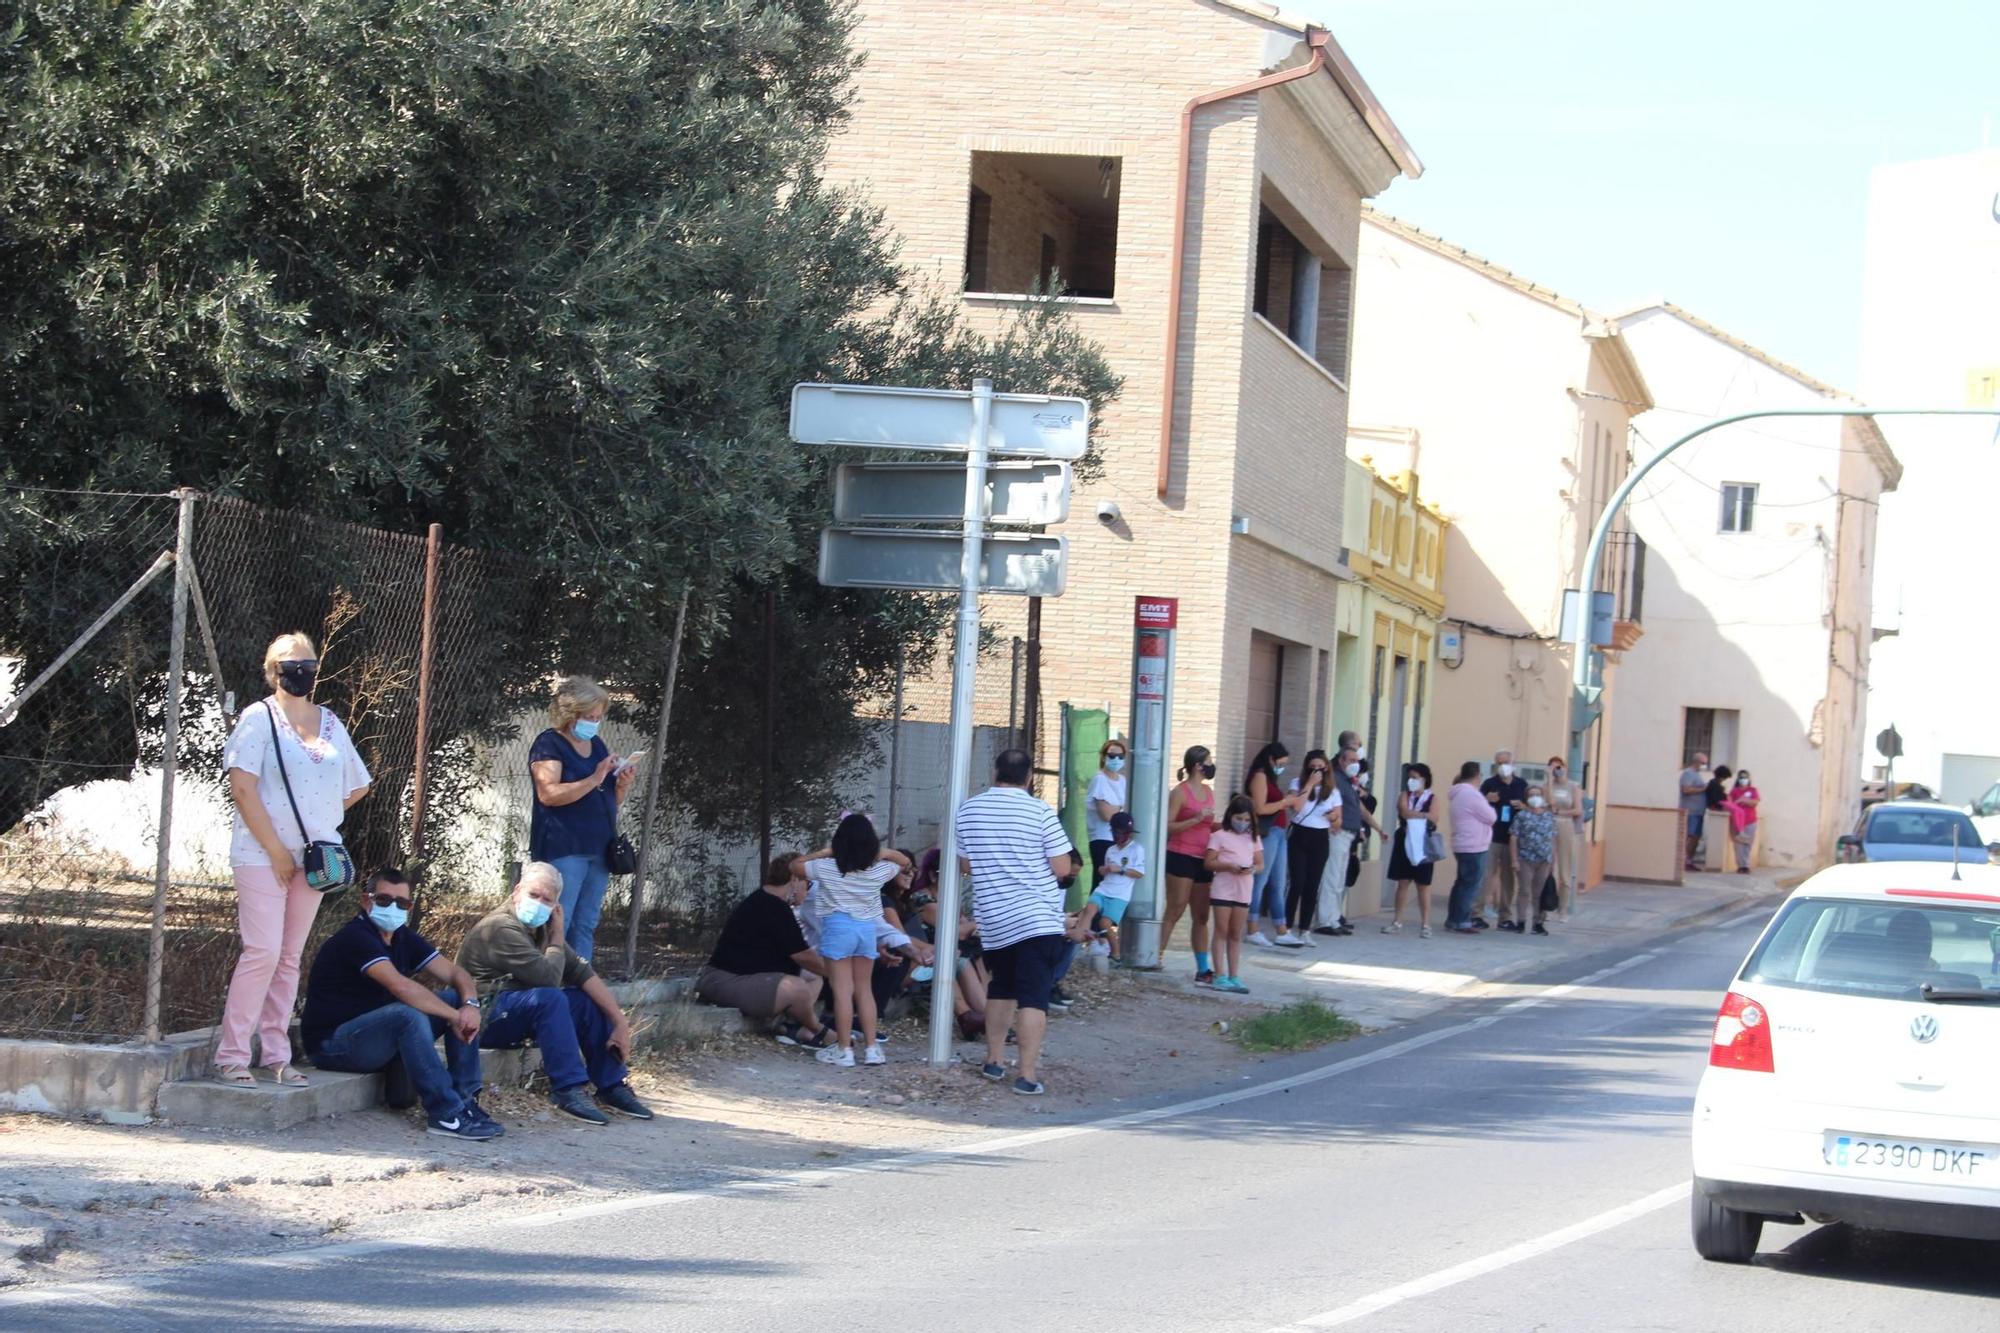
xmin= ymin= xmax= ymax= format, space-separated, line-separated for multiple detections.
xmin=1566 ymin=407 xmax=2000 ymax=778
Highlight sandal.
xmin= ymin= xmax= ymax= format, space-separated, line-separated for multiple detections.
xmin=212 ymin=1064 xmax=256 ymax=1089
xmin=262 ymin=1063 xmax=308 ymax=1087
xmin=1419 ymin=925 xmax=1433 ymax=939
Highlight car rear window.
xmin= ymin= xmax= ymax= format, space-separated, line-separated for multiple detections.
xmin=1743 ymin=896 xmax=2000 ymax=999
xmin=1865 ymin=809 xmax=1981 ymax=848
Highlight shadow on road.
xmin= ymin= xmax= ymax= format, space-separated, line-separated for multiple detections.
xmin=1757 ymin=1222 xmax=2000 ymax=1298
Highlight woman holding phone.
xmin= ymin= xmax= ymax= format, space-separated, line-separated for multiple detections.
xmin=529 ymin=675 xmax=635 ymax=962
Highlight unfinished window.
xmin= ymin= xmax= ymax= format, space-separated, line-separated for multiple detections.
xmin=1252 ymin=205 xmax=1353 ymax=381
xmin=964 ymin=152 xmax=1121 ymax=298
xmin=1720 ymin=482 xmax=1757 ymax=533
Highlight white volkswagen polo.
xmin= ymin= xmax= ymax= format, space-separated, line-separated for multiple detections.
xmin=1691 ymin=861 xmax=2000 ymax=1262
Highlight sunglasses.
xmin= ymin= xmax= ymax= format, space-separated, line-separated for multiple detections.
xmin=368 ymin=892 xmax=413 ymax=909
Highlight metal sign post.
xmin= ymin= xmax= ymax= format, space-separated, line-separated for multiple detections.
xmin=1122 ymin=596 xmax=1177 ymax=969
xmin=790 ymin=377 xmax=1087 ymax=1068
xmin=925 ymin=379 xmax=993 ymax=1067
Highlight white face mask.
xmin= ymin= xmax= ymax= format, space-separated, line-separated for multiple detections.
xmin=1356 ymin=746 xmax=1367 ymax=761
xmin=1358 ymin=772 xmax=1371 ymax=787
xmin=1344 ymin=762 xmax=1361 ymax=778
xmin=1406 ymin=777 xmax=1424 ymax=793
xmin=1528 ymin=796 xmax=1547 ymax=809
xmin=1498 ymin=763 xmax=1514 ymax=778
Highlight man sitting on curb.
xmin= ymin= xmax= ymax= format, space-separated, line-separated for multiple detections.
xmin=455 ymin=861 xmax=653 ymax=1126
xmin=697 ymin=854 xmax=834 ymax=1048
xmin=301 ymin=867 xmax=503 ymax=1141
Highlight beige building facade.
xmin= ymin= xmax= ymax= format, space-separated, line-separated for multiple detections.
xmin=820 ymin=1 xmax=1418 ymax=804
xmin=1606 ymin=305 xmax=1900 ymax=871
xmin=1347 ymin=213 xmax=1651 ymax=888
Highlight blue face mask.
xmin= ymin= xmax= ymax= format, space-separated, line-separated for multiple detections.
xmin=368 ymin=902 xmax=409 ymax=933
xmin=573 ymin=718 xmax=601 ymax=741
xmin=1106 ymin=756 xmax=1125 ymax=772
xmin=515 ymin=898 xmax=553 ymax=929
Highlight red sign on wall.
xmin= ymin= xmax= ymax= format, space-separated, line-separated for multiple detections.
xmin=1135 ymin=596 xmax=1178 ymax=630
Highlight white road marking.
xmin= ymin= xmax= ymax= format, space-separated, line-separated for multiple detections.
xmin=1265 ymin=1181 xmax=1692 ymax=1330
xmin=0 ymin=945 xmax=1674 ymax=1310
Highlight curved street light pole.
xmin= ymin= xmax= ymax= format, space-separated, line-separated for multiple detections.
xmin=1566 ymin=406 xmax=2000 ymax=777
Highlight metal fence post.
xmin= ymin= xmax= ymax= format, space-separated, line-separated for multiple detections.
xmin=408 ymin=522 xmax=442 ymax=867
xmin=625 ymin=589 xmax=690 ymax=977
xmin=143 ymin=488 xmax=195 ymax=1044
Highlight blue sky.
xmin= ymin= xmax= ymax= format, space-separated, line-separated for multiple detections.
xmin=1306 ymin=0 xmax=2000 ymax=390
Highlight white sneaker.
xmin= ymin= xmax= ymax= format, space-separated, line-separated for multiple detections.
xmin=1300 ymin=932 xmax=1319 ymax=948
xmin=816 ymin=1045 xmax=855 ymax=1068
xmin=862 ymin=1043 xmax=886 ymax=1066
xmin=1246 ymin=931 xmax=1275 ymax=948
xmin=1274 ymin=932 xmax=1306 ymax=949
xmin=1088 ymin=939 xmax=1112 ymax=957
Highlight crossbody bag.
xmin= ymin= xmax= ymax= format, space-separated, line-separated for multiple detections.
xmin=266 ymin=702 xmax=357 ymax=893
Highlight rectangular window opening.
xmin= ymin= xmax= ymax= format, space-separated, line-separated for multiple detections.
xmin=964 ymin=152 xmax=1121 ymax=298
xmin=1252 ymin=204 xmax=1352 ymax=380
xmin=1720 ymin=482 xmax=1758 ymax=533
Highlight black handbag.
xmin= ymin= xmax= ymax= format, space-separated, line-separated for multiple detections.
xmin=1539 ymin=873 xmax=1560 ymax=915
xmin=265 ymin=703 xmax=356 ymax=894
xmin=606 ymin=830 xmax=638 ymax=876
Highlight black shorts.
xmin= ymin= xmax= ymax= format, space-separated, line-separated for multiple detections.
xmin=1165 ymin=850 xmax=1213 ymax=884
xmin=983 ymin=934 xmax=1068 ymax=1012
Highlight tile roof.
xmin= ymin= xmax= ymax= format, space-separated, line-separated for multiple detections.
xmin=1613 ymin=301 xmax=1845 ymax=398
xmin=1361 ymin=207 xmax=1590 ymax=317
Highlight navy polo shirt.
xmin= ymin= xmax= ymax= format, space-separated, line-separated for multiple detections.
xmin=300 ymin=914 xmax=442 ymax=1054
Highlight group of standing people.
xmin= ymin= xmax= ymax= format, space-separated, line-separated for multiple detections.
xmin=212 ymin=636 xmax=637 ymax=1101
xmin=1679 ymin=751 xmax=1761 ymax=872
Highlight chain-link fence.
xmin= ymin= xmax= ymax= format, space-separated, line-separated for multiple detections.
xmin=1 ymin=487 xmax=1048 ymax=1045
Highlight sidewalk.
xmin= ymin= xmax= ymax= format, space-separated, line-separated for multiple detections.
xmin=1156 ymin=870 xmax=1783 ymax=1029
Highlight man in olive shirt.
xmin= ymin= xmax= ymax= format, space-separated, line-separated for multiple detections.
xmin=455 ymin=861 xmax=652 ymax=1126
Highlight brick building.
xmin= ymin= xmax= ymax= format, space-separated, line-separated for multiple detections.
xmin=821 ymin=0 xmax=1420 ymax=806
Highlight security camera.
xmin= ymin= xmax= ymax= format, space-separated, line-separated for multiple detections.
xmin=1096 ymin=500 xmax=1122 ymax=525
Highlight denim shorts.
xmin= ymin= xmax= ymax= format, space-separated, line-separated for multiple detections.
xmin=1087 ymin=891 xmax=1131 ymax=926
xmin=818 ymin=912 xmax=880 ymax=961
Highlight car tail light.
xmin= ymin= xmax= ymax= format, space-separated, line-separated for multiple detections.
xmin=1710 ymin=991 xmax=1774 ymax=1072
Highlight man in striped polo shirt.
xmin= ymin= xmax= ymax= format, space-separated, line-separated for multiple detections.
xmin=954 ymin=748 xmax=1076 ymax=1096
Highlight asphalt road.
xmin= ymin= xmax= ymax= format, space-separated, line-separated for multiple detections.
xmin=15 ymin=907 xmax=2000 ymax=1331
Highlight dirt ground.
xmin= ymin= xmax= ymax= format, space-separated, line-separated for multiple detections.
xmin=0 ymin=966 xmax=1322 ymax=1290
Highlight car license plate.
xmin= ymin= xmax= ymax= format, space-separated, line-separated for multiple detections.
xmin=1823 ymin=1132 xmax=1997 ymax=1181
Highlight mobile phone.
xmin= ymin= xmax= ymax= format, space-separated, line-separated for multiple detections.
xmin=616 ymin=749 xmax=647 ymax=776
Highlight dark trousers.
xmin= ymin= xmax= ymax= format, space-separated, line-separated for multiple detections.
xmin=1447 ymin=850 xmax=1489 ymax=928
xmin=310 ymin=988 xmax=479 ymax=1121
xmin=1285 ymin=825 xmax=1331 ymax=931
xmin=479 ymin=986 xmax=626 ymax=1094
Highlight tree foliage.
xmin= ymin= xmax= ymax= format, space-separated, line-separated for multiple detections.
xmin=0 ymin=1 xmax=1120 ymax=849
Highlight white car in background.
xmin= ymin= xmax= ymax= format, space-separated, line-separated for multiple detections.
xmin=1691 ymin=862 xmax=2000 ymax=1262
xmin=1969 ymin=780 xmax=2000 ymax=847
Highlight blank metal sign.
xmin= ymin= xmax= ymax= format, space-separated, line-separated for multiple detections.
xmin=790 ymin=382 xmax=1088 ymax=460
xmin=818 ymin=528 xmax=1067 ymax=596
xmin=832 ymin=461 xmax=1070 ymax=526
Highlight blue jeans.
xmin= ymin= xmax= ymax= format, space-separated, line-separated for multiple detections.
xmin=1253 ymin=825 xmax=1290 ymax=925
xmin=1446 ymin=850 xmax=1489 ymax=929
xmin=552 ymin=853 xmax=612 ymax=963
xmin=480 ymin=986 xmax=627 ymax=1094
xmin=309 ymin=988 xmax=480 ymax=1121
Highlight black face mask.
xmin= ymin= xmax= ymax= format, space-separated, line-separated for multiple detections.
xmin=276 ymin=660 xmax=318 ymax=698
xmin=1200 ymin=762 xmax=1217 ymax=780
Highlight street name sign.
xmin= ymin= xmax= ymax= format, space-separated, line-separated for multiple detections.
xmin=832 ymin=461 xmax=1070 ymax=526
xmin=819 ymin=527 xmax=1066 ymax=596
xmin=791 ymin=382 xmax=1088 ymax=460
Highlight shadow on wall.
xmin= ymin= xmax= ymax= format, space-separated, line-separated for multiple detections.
xmin=1606 ymin=552 xmax=1823 ymax=869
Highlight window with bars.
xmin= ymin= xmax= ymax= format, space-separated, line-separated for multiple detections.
xmin=1412 ymin=660 xmax=1426 ymax=762
xmin=1366 ymin=645 xmax=1385 ymax=764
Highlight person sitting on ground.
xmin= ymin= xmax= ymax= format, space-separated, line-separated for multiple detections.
xmin=905 ymin=872 xmax=990 ymax=1040
xmin=454 ymin=861 xmax=653 ymax=1126
xmin=300 ymin=867 xmax=502 ymax=1141
xmin=1075 ymin=812 xmax=1144 ymax=960
xmin=696 ymin=854 xmax=834 ymax=1049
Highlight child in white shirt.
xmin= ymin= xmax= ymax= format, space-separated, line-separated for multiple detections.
xmin=1076 ymin=812 xmax=1145 ymax=960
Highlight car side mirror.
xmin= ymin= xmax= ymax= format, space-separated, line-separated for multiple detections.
xmin=1836 ymin=834 xmax=1862 ymax=863
xmin=1988 ymin=842 xmax=2000 ymax=864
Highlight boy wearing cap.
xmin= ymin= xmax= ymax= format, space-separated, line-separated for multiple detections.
xmin=1077 ymin=812 xmax=1146 ymax=960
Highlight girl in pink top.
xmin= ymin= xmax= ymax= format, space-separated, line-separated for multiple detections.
xmin=1204 ymin=795 xmax=1264 ymax=994
xmin=1162 ymin=744 xmax=1219 ymax=983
